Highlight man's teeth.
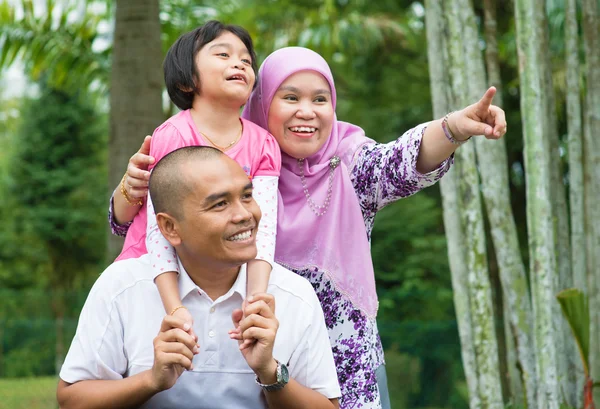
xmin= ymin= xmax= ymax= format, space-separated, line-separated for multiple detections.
xmin=228 ymin=230 xmax=251 ymax=241
xmin=229 ymin=75 xmax=244 ymax=82
xmin=290 ymin=127 xmax=316 ymax=133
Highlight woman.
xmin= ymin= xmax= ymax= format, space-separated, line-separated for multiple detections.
xmin=113 ymin=47 xmax=506 ymax=409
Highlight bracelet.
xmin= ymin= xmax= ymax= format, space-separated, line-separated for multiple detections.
xmin=442 ymin=112 xmax=471 ymax=145
xmin=170 ymin=305 xmax=187 ymax=316
xmin=120 ymin=173 xmax=143 ymax=206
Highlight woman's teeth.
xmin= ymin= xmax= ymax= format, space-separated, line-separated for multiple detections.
xmin=228 ymin=230 xmax=251 ymax=241
xmin=290 ymin=127 xmax=316 ymax=133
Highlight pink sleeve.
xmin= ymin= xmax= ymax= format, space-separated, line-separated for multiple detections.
xmin=148 ymin=122 xmax=187 ymax=172
xmin=253 ymin=134 xmax=281 ymax=177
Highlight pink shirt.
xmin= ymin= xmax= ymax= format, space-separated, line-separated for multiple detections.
xmin=116 ymin=110 xmax=280 ymax=261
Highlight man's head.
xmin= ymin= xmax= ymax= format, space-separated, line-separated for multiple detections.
xmin=149 ymin=146 xmax=261 ymax=270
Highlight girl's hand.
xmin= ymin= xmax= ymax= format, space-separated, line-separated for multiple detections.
xmin=124 ymin=135 xmax=155 ymax=200
xmin=172 ymin=306 xmax=198 ymax=344
xmin=448 ymin=87 xmax=507 ymax=141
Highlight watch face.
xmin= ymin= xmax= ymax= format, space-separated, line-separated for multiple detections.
xmin=280 ymin=363 xmax=289 ymax=383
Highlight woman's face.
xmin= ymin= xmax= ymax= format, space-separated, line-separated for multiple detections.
xmin=267 ymin=71 xmax=334 ymax=159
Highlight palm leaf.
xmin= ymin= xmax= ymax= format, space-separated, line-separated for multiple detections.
xmin=0 ymin=0 xmax=109 ymax=91
xmin=556 ymin=288 xmax=590 ymax=377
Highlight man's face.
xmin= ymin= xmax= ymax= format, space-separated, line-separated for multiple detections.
xmin=174 ymin=156 xmax=261 ymax=268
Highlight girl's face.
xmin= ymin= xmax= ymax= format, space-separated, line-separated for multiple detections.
xmin=267 ymin=71 xmax=334 ymax=159
xmin=195 ymin=31 xmax=255 ymax=106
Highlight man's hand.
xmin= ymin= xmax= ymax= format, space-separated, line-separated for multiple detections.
xmin=230 ymin=293 xmax=279 ymax=383
xmin=149 ymin=315 xmax=199 ymax=393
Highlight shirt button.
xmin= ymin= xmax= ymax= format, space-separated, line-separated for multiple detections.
xmin=210 ymin=307 xmax=216 ymax=314
xmin=208 ymin=330 xmax=216 ymax=338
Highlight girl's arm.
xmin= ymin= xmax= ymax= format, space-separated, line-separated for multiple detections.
xmin=247 ymin=176 xmax=278 ymax=297
xmin=112 ymin=136 xmax=154 ymax=227
xmin=146 ymin=194 xmax=181 ymax=309
xmin=146 ymin=191 xmax=195 ymax=333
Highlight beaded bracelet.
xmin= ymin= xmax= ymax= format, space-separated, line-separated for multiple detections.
xmin=442 ymin=112 xmax=471 ymax=145
xmin=170 ymin=305 xmax=187 ymax=316
xmin=120 ymin=173 xmax=144 ymax=206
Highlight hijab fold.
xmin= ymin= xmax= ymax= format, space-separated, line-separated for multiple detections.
xmin=242 ymin=47 xmax=378 ymax=318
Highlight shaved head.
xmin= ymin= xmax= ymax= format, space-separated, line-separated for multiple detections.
xmin=149 ymin=146 xmax=224 ymax=219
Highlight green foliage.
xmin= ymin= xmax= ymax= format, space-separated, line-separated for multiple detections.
xmin=0 ymin=0 xmax=111 ymax=92
xmin=373 ymin=192 xmax=465 ymax=408
xmin=8 ymin=83 xmax=107 ymax=288
xmin=557 ymin=288 xmax=590 ymax=376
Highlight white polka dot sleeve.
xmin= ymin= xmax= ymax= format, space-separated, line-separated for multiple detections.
xmin=146 ymin=193 xmax=180 ymax=278
xmin=252 ymin=176 xmax=278 ymax=267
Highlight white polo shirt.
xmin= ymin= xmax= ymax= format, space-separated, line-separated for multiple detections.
xmin=60 ymin=255 xmax=340 ymax=408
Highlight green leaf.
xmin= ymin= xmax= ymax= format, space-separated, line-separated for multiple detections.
xmin=556 ymin=288 xmax=590 ymax=377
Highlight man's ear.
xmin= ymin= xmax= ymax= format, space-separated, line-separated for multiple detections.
xmin=156 ymin=212 xmax=182 ymax=247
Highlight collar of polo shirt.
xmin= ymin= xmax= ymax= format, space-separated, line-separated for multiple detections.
xmin=177 ymin=258 xmax=248 ymax=303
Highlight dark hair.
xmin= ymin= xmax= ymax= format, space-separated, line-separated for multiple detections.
xmin=149 ymin=146 xmax=224 ymax=219
xmin=163 ymin=20 xmax=258 ymax=110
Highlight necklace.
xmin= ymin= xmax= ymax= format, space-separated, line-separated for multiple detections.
xmin=297 ymin=156 xmax=340 ymax=217
xmin=199 ymin=123 xmax=242 ymax=151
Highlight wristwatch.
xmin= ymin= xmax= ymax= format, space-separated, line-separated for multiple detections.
xmin=255 ymin=360 xmax=289 ymax=392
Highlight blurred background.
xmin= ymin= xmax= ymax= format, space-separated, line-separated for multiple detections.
xmin=0 ymin=0 xmax=589 ymax=408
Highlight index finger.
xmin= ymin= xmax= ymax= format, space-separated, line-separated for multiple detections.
xmin=477 ymin=86 xmax=496 ymax=112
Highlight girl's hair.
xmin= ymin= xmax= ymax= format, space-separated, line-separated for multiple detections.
xmin=164 ymin=20 xmax=258 ymax=110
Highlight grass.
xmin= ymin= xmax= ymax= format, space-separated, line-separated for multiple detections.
xmin=0 ymin=377 xmax=58 ymax=409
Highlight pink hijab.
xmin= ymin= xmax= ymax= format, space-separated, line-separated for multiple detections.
xmin=242 ymin=47 xmax=378 ymax=318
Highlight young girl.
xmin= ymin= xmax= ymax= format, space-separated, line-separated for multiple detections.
xmin=110 ymin=21 xmax=280 ymax=331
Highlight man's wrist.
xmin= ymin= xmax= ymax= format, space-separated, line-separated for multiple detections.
xmin=255 ymin=358 xmax=278 ymax=385
xmin=142 ymin=369 xmax=163 ymax=394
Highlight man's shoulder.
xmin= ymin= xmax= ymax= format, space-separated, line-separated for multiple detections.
xmin=92 ymin=255 xmax=154 ymax=299
xmin=268 ymin=264 xmax=319 ymax=309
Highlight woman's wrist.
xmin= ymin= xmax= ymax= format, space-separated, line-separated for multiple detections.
xmin=444 ymin=112 xmax=471 ymax=143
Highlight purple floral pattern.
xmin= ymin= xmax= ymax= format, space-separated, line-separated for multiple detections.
xmin=289 ymin=265 xmax=384 ymax=409
xmin=108 ymin=196 xmax=131 ymax=237
xmin=351 ymin=124 xmax=453 ymax=240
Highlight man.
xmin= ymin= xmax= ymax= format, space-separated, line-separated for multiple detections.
xmin=57 ymin=146 xmax=340 ymax=409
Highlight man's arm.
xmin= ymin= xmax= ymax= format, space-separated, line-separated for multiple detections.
xmin=58 ymin=316 xmax=197 ymax=409
xmin=57 ymin=372 xmax=157 ymax=409
xmin=255 ymin=362 xmax=339 ymax=409
xmin=232 ymin=294 xmax=338 ymax=409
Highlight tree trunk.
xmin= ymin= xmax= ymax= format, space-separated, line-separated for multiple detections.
xmin=108 ymin=0 xmax=164 ymax=258
xmin=444 ymin=2 xmax=503 ymax=407
xmin=565 ymin=0 xmax=586 ymax=406
xmin=514 ymin=1 xmax=560 ymax=408
xmin=479 ymin=1 xmax=538 ymax=407
xmin=425 ymin=2 xmax=481 ymax=407
xmin=426 ymin=1 xmax=504 ymax=407
xmin=582 ymin=0 xmax=600 ymax=402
